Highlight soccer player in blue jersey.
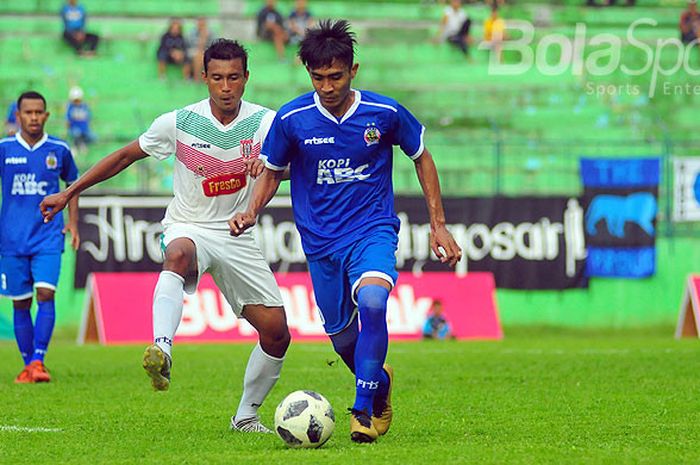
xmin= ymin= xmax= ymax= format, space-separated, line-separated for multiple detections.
xmin=230 ymin=19 xmax=463 ymax=443
xmin=0 ymin=91 xmax=80 ymax=383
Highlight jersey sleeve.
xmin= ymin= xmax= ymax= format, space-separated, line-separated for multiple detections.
xmin=256 ymin=110 xmax=276 ymax=164
xmin=138 ymin=111 xmax=177 ymax=161
xmin=61 ymin=147 xmax=79 ymax=183
xmin=262 ymin=112 xmax=292 ymax=171
xmin=392 ymin=103 xmax=426 ymax=161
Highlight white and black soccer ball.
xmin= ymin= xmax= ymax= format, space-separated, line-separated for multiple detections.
xmin=274 ymin=390 xmax=335 ymax=448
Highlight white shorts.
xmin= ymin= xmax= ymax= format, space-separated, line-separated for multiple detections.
xmin=162 ymin=223 xmax=283 ymax=316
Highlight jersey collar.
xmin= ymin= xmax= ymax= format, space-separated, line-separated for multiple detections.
xmin=313 ymin=89 xmax=361 ymax=125
xmin=205 ymin=98 xmax=247 ymax=131
xmin=15 ymin=132 xmax=48 ymax=152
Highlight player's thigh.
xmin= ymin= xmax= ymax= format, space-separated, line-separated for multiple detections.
xmin=307 ymin=254 xmax=356 ymax=336
xmin=346 ymin=227 xmax=399 ymax=301
xmin=209 ymin=232 xmax=283 ymax=317
xmin=0 ymin=255 xmax=33 ymax=299
xmin=161 ymin=223 xmax=212 ymax=294
xmin=30 ymin=253 xmax=62 ymax=293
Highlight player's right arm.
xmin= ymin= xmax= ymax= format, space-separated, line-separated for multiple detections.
xmin=40 ymin=140 xmax=148 ymax=222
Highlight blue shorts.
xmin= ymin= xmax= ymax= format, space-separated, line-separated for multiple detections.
xmin=308 ymin=227 xmax=399 ymax=335
xmin=0 ymin=254 xmax=62 ymax=300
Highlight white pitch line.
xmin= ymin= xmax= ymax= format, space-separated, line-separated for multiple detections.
xmin=0 ymin=425 xmax=62 ymax=433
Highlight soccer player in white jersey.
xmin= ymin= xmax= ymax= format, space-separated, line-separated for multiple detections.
xmin=230 ymin=20 xmax=462 ymax=443
xmin=40 ymin=39 xmax=290 ymax=433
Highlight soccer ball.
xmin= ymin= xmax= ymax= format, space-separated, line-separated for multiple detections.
xmin=274 ymin=390 xmax=335 ymax=448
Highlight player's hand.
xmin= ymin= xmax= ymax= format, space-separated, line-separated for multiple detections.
xmin=63 ymin=222 xmax=81 ymax=251
xmin=40 ymin=192 xmax=69 ymax=223
xmin=229 ymin=211 xmax=257 ymax=236
xmin=430 ymin=225 xmax=462 ymax=268
xmin=245 ymin=158 xmax=265 ymax=178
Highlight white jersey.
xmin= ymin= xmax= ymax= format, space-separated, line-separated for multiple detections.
xmin=139 ymin=98 xmax=275 ymax=230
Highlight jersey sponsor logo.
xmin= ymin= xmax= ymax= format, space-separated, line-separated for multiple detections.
xmin=11 ymin=173 xmax=48 ymax=195
xmin=304 ymin=136 xmax=335 ymax=145
xmin=202 ymin=172 xmax=247 ymax=197
xmin=191 ymin=142 xmax=211 ymax=149
xmin=5 ymin=156 xmax=28 ymax=165
xmin=316 ymin=158 xmax=370 ymax=185
xmin=46 ymin=153 xmax=58 ymax=170
xmin=240 ymin=139 xmax=253 ymax=159
xmin=363 ymin=124 xmax=381 ymax=146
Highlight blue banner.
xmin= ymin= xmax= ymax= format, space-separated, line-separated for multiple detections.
xmin=581 ymin=158 xmax=660 ymax=278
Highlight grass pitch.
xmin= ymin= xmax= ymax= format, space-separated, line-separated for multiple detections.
xmin=1 ymin=329 xmax=699 ymax=464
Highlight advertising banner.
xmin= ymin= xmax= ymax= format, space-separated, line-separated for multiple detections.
xmin=580 ymin=158 xmax=660 ymax=278
xmin=672 ymin=157 xmax=700 ymax=222
xmin=76 ymin=196 xmax=587 ymax=290
xmin=79 ymin=272 xmax=502 ymax=344
xmin=675 ymin=275 xmax=700 ymax=339
xmin=395 ymin=196 xmax=588 ymax=289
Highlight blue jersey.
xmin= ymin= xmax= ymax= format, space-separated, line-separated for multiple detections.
xmin=0 ymin=133 xmax=79 ymax=256
xmin=61 ymin=4 xmax=86 ymax=32
xmin=66 ymin=102 xmax=91 ymax=132
xmin=263 ymin=90 xmax=425 ymax=259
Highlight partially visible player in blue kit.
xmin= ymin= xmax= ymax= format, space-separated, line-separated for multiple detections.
xmin=0 ymin=91 xmax=79 ymax=383
xmin=230 ymin=20 xmax=462 ymax=443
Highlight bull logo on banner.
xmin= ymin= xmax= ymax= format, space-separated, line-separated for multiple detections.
xmin=580 ymin=158 xmax=660 ymax=278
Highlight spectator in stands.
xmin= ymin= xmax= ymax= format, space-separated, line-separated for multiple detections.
xmin=5 ymin=101 xmax=18 ymax=136
xmin=483 ymin=5 xmax=506 ymax=63
xmin=287 ymin=0 xmax=314 ymax=45
xmin=680 ymin=0 xmax=700 ymax=45
xmin=435 ymin=0 xmax=472 ymax=58
xmin=257 ymin=0 xmax=288 ymax=62
xmin=422 ymin=300 xmax=453 ymax=340
xmin=60 ymin=0 xmax=99 ymax=56
xmin=188 ymin=17 xmax=215 ymax=81
xmin=66 ymin=86 xmax=94 ymax=156
xmin=157 ymin=19 xmax=191 ymax=80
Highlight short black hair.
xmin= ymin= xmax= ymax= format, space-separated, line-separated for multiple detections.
xmin=17 ymin=91 xmax=46 ymax=111
xmin=203 ymin=39 xmax=248 ymax=74
xmin=298 ymin=19 xmax=356 ymax=70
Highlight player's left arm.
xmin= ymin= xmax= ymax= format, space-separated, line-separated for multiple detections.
xmin=60 ymin=148 xmax=80 ymax=250
xmin=413 ymin=148 xmax=462 ymax=267
xmin=63 ymin=183 xmax=80 ymax=251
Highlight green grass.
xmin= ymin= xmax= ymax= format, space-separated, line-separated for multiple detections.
xmin=1 ymin=330 xmax=699 ymax=464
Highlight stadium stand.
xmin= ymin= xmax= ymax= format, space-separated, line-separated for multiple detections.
xmin=1 ymin=0 xmax=698 ymax=224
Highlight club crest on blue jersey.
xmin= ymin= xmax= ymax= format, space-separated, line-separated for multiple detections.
xmin=363 ymin=124 xmax=381 ymax=147
xmin=45 ymin=153 xmax=58 ymax=170
xmin=240 ymin=139 xmax=253 ymax=159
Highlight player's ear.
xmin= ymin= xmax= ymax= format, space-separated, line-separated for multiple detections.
xmin=350 ymin=63 xmax=359 ymax=79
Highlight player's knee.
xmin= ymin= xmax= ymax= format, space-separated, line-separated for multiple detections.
xmin=13 ymin=298 xmax=32 ymax=310
xmin=163 ymin=245 xmax=194 ymax=275
xmin=357 ymin=284 xmax=389 ymax=315
xmin=35 ymin=287 xmax=55 ymax=302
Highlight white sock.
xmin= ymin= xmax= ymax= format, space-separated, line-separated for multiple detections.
xmin=234 ymin=343 xmax=284 ymax=422
xmin=152 ymin=270 xmax=185 ymax=357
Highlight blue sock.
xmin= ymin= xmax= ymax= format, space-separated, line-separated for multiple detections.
xmin=352 ymin=285 xmax=390 ymax=414
xmin=13 ymin=307 xmax=34 ymax=366
xmin=32 ymin=300 xmax=56 ymax=362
